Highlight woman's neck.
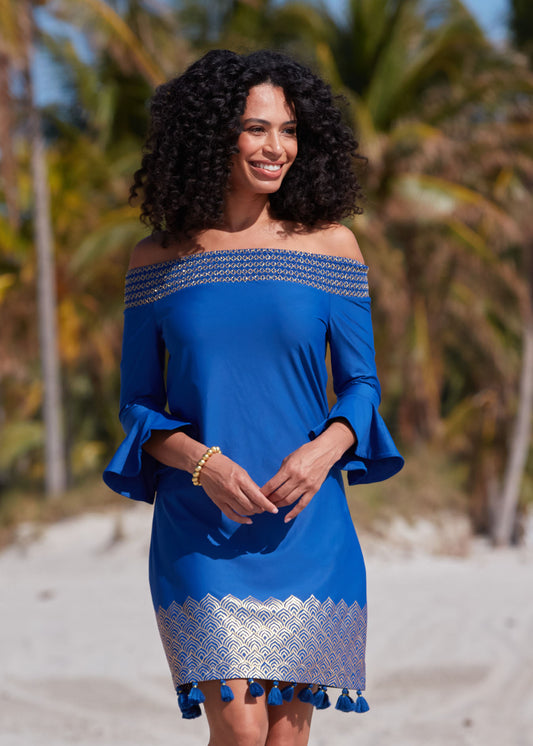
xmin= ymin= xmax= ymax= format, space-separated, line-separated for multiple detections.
xmin=220 ymin=193 xmax=271 ymax=233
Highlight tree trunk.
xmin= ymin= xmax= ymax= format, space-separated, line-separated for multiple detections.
xmin=0 ymin=51 xmax=19 ymax=229
xmin=22 ymin=1 xmax=67 ymax=496
xmin=492 ymin=313 xmax=533 ymax=545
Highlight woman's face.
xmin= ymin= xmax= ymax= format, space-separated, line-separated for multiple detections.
xmin=229 ymin=83 xmax=297 ymax=196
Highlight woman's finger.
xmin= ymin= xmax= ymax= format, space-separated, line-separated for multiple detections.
xmin=268 ymin=481 xmax=302 ymax=504
xmin=242 ymin=482 xmax=279 ymax=514
xmin=271 ymin=487 xmax=306 ymax=508
xmin=227 ymin=488 xmax=275 ymax=515
xmin=228 ymin=487 xmax=261 ymax=515
xmin=201 ymin=459 xmax=278 ymax=516
xmin=221 ymin=502 xmax=253 ymax=525
xmin=268 ymin=473 xmax=322 ymax=505
xmin=265 ymin=476 xmax=301 ymax=504
xmin=211 ymin=484 xmax=278 ymax=520
xmin=261 ymin=471 xmax=289 ymax=498
xmin=283 ymin=492 xmax=313 ymax=523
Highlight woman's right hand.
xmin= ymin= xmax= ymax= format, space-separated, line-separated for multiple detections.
xmin=199 ymin=453 xmax=278 ymax=524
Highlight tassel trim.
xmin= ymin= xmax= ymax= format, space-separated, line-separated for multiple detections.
xmin=267 ymin=680 xmax=283 ymax=705
xmin=176 ymin=685 xmax=202 ymax=720
xmin=313 ymin=685 xmax=331 ymax=710
xmin=220 ymin=680 xmax=234 ymax=702
xmin=335 ymin=688 xmax=370 ymax=713
xmin=188 ymin=681 xmax=206 ymax=704
xmin=281 ymin=683 xmax=296 ymax=702
xmin=248 ymin=678 xmax=265 ymax=697
xmin=297 ymin=684 xmax=314 ymax=703
xmin=335 ymin=688 xmax=354 ymax=712
xmin=354 ymin=690 xmax=370 ymax=713
xmin=176 ymin=681 xmax=368 ymax=718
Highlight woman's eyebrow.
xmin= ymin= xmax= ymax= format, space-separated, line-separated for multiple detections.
xmin=242 ymin=118 xmax=297 ymax=125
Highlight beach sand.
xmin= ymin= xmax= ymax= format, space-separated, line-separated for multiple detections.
xmin=0 ymin=503 xmax=531 ymax=746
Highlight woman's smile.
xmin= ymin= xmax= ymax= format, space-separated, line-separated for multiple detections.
xmin=251 ymin=161 xmax=282 ymax=171
xmin=249 ymin=160 xmax=285 ymax=177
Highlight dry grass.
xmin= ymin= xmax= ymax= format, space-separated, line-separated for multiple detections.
xmin=345 ymin=444 xmax=468 ymax=533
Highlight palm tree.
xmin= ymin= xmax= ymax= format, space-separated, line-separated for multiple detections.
xmin=298 ymin=0 xmax=532 ymax=540
xmin=0 ymin=51 xmax=18 ymax=228
xmin=0 ymin=0 xmax=68 ymax=496
xmin=491 ymin=0 xmax=533 ymax=544
xmin=0 ymin=0 xmax=174 ymax=495
xmin=1 ymin=0 xmax=529 ymax=543
xmin=36 ymin=0 xmax=190 ymax=478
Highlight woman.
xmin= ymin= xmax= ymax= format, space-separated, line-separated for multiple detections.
xmin=104 ymin=49 xmax=403 ymax=746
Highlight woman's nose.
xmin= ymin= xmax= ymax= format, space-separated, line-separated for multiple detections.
xmin=264 ymin=130 xmax=282 ymax=157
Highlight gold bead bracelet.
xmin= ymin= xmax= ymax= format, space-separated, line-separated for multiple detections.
xmin=192 ymin=446 xmax=222 ymax=486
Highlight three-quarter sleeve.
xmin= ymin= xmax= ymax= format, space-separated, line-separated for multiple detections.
xmin=103 ymin=301 xmax=191 ymax=503
xmin=309 ymin=291 xmax=404 ymax=485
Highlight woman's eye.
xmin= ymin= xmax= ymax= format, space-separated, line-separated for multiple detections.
xmin=247 ymin=126 xmax=264 ymax=134
xmin=284 ymin=127 xmax=297 ymax=136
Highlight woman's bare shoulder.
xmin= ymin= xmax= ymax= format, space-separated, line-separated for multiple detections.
xmin=128 ymin=233 xmax=187 ymax=270
xmin=306 ymin=223 xmax=365 ymax=263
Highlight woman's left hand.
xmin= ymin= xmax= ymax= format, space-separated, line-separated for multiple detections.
xmin=261 ymin=421 xmax=356 ymax=523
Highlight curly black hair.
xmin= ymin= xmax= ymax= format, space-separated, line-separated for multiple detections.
xmin=130 ymin=49 xmax=365 ymax=242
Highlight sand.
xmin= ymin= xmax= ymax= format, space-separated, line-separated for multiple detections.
xmin=0 ymin=502 xmax=531 ymax=746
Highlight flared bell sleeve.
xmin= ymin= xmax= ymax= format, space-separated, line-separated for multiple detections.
xmin=103 ymin=301 xmax=191 ymax=503
xmin=309 ymin=292 xmax=404 ymax=485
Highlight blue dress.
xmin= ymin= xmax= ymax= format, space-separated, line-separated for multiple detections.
xmin=103 ymin=247 xmax=403 ymax=716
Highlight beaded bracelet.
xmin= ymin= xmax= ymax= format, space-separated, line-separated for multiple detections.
xmin=192 ymin=446 xmax=222 ymax=486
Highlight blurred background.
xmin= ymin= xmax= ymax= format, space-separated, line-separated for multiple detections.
xmin=0 ymin=0 xmax=532 ymax=549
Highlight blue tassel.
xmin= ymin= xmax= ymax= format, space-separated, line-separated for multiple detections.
xmin=297 ymin=684 xmax=314 ymax=703
xmin=248 ymin=678 xmax=265 ymax=697
xmin=177 ymin=687 xmax=189 ymax=714
xmin=335 ymin=688 xmax=354 ymax=713
xmin=176 ymin=687 xmax=202 ymax=719
xmin=353 ymin=690 xmax=370 ymax=713
xmin=267 ymin=680 xmax=283 ymax=705
xmin=313 ymin=686 xmax=326 ymax=709
xmin=188 ymin=682 xmax=206 ymax=705
xmin=319 ymin=687 xmax=331 ymax=710
xmin=281 ymin=683 xmax=295 ymax=702
xmin=220 ymin=680 xmax=234 ymax=702
xmin=181 ymin=703 xmax=202 ymax=719
xmin=314 ymin=685 xmax=330 ymax=710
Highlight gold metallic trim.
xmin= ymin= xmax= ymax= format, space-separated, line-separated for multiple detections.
xmin=156 ymin=593 xmax=366 ymax=690
xmin=125 ymin=249 xmax=369 ymax=308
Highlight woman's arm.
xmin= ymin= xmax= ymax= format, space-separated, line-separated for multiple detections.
xmin=105 ymin=237 xmax=278 ymax=519
xmin=261 ymin=225 xmax=402 ymax=521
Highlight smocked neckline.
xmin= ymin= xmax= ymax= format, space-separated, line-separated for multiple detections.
xmin=125 ymin=247 xmax=368 ymax=277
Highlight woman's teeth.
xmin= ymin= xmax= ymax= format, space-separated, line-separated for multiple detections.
xmin=251 ymin=162 xmax=281 ymax=171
